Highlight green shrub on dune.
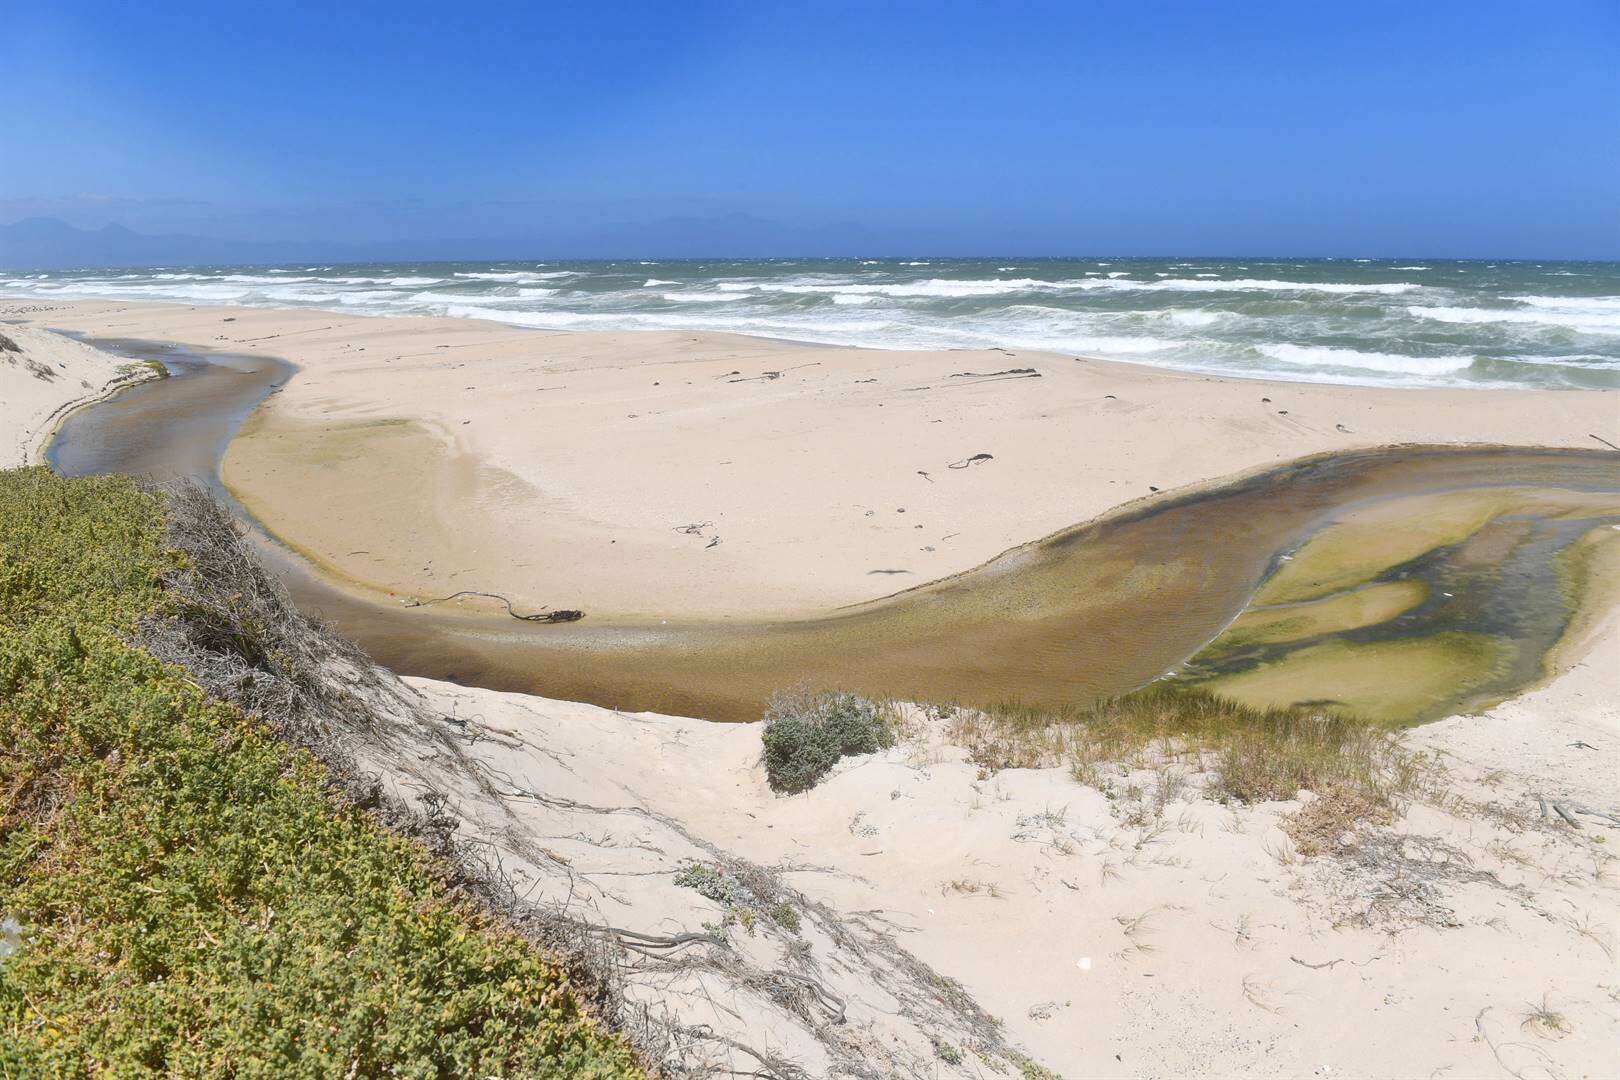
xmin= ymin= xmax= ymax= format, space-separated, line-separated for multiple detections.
xmin=761 ymin=688 xmax=894 ymax=793
xmin=0 ymin=468 xmax=640 ymax=1078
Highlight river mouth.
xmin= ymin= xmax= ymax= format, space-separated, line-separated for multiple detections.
xmin=48 ymin=339 xmax=1620 ymax=722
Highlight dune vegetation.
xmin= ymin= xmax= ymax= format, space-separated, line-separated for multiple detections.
xmin=0 ymin=468 xmax=641 ymax=1078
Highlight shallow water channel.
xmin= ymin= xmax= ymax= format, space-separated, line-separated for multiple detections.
xmin=50 ymin=339 xmax=1620 ymax=722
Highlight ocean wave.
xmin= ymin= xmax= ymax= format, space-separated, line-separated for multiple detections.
xmin=1508 ymin=295 xmax=1620 ymax=313
xmin=1257 ymin=343 xmax=1471 ymax=375
xmin=1408 ymin=302 xmax=1620 ymax=334
xmin=403 ymin=289 xmax=545 ymax=305
xmin=337 ymin=290 xmax=408 ymax=304
xmin=450 ymin=271 xmax=564 ymax=283
xmin=260 ymin=288 xmax=342 ymax=303
xmin=715 ymin=276 xmax=1429 ymax=299
xmin=722 ymin=277 xmax=1106 ymax=298
xmin=4 ymin=260 xmax=1612 ymax=392
xmin=1163 ymin=308 xmax=1230 ymax=327
xmin=37 ymin=281 xmax=255 ymax=302
xmin=661 ymin=292 xmax=742 ymax=303
xmin=1149 ymin=278 xmax=1425 ymax=294
xmin=440 ymin=304 xmax=902 ymax=340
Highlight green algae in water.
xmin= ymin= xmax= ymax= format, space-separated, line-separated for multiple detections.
xmin=1190 ymin=633 xmax=1512 ymax=724
xmin=1183 ymin=490 xmax=1620 ymax=724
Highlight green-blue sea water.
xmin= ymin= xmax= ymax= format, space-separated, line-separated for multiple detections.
xmin=7 ymin=257 xmax=1617 ymax=388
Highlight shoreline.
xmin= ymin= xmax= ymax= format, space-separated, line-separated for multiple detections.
xmin=6 ymin=298 xmax=1616 ymax=624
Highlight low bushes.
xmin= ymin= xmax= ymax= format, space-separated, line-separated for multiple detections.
xmin=760 ymin=688 xmax=894 ymax=793
xmin=0 ymin=468 xmax=641 ymax=1078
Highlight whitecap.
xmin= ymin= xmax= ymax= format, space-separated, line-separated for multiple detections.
xmin=1163 ymin=309 xmax=1230 ymax=327
xmin=1256 ymin=343 xmax=1471 ymax=376
xmin=661 ymin=292 xmax=741 ymax=303
xmin=1409 ymin=301 xmax=1620 ymax=335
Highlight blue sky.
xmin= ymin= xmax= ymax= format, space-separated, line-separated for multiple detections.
xmin=5 ymin=1 xmax=1617 ymax=257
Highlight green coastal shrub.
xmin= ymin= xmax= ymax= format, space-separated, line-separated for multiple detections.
xmin=761 ymin=688 xmax=893 ymax=793
xmin=0 ymin=468 xmax=641 ymax=1078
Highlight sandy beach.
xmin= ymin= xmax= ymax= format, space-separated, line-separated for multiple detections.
xmin=4 ymin=309 xmax=1618 ymax=1076
xmin=5 ymin=299 xmax=1617 ymax=622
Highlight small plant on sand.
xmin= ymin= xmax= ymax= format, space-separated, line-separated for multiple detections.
xmin=942 ymin=878 xmax=1004 ymax=899
xmin=761 ymin=688 xmax=894 ymax=793
xmin=673 ymin=860 xmax=801 ymax=935
xmin=1520 ymin=995 xmax=1570 ymax=1038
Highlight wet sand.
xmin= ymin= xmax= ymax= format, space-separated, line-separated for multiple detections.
xmin=47 ymin=339 xmax=1620 ymax=720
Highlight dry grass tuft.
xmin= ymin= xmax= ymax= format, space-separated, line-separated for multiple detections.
xmin=943 ymin=685 xmax=1420 ymax=812
xmin=1284 ymin=784 xmax=1395 ymax=857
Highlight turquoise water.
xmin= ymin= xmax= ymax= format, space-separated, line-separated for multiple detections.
xmin=6 ymin=257 xmax=1617 ymax=388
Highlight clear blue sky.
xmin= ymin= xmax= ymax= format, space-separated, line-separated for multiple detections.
xmin=5 ymin=1 xmax=1617 ymax=257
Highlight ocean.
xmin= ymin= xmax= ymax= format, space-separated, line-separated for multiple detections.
xmin=6 ymin=257 xmax=1617 ymax=389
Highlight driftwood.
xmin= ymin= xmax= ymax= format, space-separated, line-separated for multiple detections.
xmin=1290 ymin=955 xmax=1344 ymax=970
xmin=404 ymin=590 xmax=583 ymax=623
xmin=1535 ymin=792 xmax=1620 ymax=828
xmin=950 ymin=367 xmax=1039 ymax=379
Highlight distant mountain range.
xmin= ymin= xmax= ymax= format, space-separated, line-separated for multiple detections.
xmin=0 ymin=214 xmax=897 ymax=270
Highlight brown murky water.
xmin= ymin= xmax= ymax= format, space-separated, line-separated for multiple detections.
xmin=49 ymin=340 xmax=1620 ymax=721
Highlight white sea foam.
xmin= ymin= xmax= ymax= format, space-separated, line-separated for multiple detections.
xmin=716 ymin=276 xmax=1427 ymax=299
xmin=1409 ymin=301 xmax=1620 ymax=334
xmin=261 ymin=288 xmax=342 ymax=303
xmin=1257 ymin=343 xmax=1471 ymax=376
xmin=1163 ymin=308 xmax=1229 ymax=327
xmin=642 ymin=278 xmax=678 ymax=287
xmin=453 ymin=271 xmax=544 ymax=282
xmin=723 ymin=277 xmax=1108 ymax=299
xmin=337 ymin=290 xmax=408 ymax=304
xmin=1149 ymin=278 xmax=1424 ymax=294
xmin=661 ymin=292 xmax=741 ymax=303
